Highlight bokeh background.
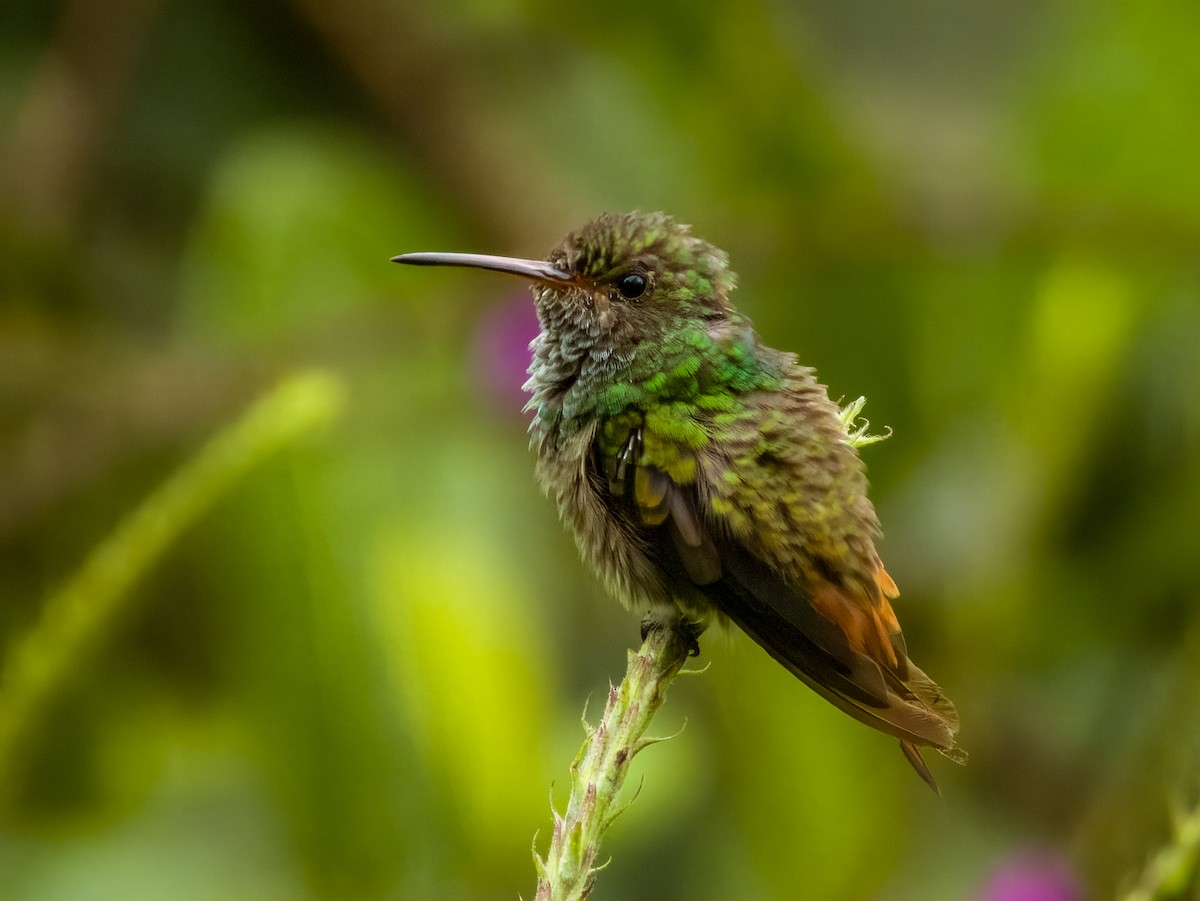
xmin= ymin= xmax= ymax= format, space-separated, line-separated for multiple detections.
xmin=3 ymin=1 xmax=1200 ymax=899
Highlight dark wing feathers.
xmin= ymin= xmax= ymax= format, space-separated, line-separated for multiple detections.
xmin=605 ymin=440 xmax=961 ymax=784
xmin=715 ymin=536 xmax=892 ymax=707
xmin=664 ymin=484 xmax=722 ymax=585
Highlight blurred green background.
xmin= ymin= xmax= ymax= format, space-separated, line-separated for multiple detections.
xmin=3 ymin=1 xmax=1200 ymax=899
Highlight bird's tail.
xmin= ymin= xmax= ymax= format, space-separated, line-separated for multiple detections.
xmin=710 ymin=541 xmax=965 ymax=789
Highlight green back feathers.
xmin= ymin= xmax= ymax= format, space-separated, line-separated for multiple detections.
xmin=586 ymin=327 xmax=784 ymax=484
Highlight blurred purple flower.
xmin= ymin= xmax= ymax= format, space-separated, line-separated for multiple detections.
xmin=978 ymin=850 xmax=1081 ymax=901
xmin=471 ymin=291 xmax=542 ymax=417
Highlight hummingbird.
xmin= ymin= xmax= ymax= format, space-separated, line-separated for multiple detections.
xmin=394 ymin=211 xmax=963 ymax=789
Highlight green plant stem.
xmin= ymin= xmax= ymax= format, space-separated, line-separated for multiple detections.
xmin=0 ymin=370 xmax=345 ymax=796
xmin=532 ymin=622 xmax=695 ymax=901
xmin=1123 ymin=801 xmax=1200 ymax=901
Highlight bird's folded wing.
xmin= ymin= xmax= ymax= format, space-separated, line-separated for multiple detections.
xmin=621 ymin=451 xmax=961 ymax=757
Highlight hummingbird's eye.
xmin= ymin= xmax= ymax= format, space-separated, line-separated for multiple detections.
xmin=616 ymin=273 xmax=647 ymax=300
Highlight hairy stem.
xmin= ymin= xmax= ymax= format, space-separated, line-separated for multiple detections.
xmin=532 ymin=622 xmax=695 ymax=901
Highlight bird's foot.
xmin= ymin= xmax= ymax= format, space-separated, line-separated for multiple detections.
xmin=680 ymin=619 xmax=703 ymax=657
xmin=640 ymin=615 xmax=703 ymax=657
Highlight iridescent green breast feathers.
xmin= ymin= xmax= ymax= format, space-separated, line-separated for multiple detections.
xmin=393 ymin=211 xmax=963 ymax=790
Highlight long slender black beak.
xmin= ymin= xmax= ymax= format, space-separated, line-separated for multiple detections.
xmin=391 ymin=252 xmax=573 ymax=286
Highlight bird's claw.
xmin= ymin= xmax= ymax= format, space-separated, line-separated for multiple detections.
xmin=640 ymin=615 xmax=703 ymax=657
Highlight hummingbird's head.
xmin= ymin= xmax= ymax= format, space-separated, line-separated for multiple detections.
xmin=539 ymin=211 xmax=737 ymax=336
xmin=393 ymin=212 xmax=738 ymax=350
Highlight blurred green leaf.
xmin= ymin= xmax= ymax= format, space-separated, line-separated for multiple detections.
xmin=0 ymin=370 xmax=344 ymax=803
